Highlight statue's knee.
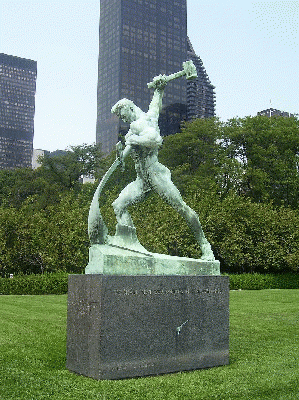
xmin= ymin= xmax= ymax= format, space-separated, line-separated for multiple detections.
xmin=185 ymin=206 xmax=201 ymax=225
xmin=112 ymin=199 xmax=121 ymax=215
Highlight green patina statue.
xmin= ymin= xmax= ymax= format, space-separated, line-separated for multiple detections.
xmin=87 ymin=61 xmax=216 ymax=273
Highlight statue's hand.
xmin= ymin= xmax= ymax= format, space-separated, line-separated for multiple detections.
xmin=116 ymin=141 xmax=125 ymax=171
xmin=149 ymin=74 xmax=168 ymax=90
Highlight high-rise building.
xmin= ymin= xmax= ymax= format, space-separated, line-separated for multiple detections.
xmin=0 ymin=53 xmax=37 ymax=169
xmin=186 ymin=38 xmax=215 ymax=120
xmin=96 ymin=0 xmax=215 ymax=153
xmin=32 ymin=149 xmax=45 ymax=170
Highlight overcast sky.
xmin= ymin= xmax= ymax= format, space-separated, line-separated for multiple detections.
xmin=1 ymin=1 xmax=298 ymax=151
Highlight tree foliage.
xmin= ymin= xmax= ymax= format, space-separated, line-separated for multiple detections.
xmin=0 ymin=116 xmax=299 ymax=276
xmin=223 ymin=115 xmax=299 ymax=207
xmin=0 ymin=168 xmax=61 ymax=209
xmin=160 ymin=115 xmax=299 ymax=206
xmin=159 ymin=118 xmax=222 ymax=192
xmin=38 ymin=143 xmax=104 ymax=191
xmin=0 ymin=188 xmax=92 ymax=276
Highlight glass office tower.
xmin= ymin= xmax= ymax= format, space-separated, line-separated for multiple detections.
xmin=96 ymin=0 xmax=215 ymax=154
xmin=187 ymin=38 xmax=215 ymax=120
xmin=0 ymin=53 xmax=37 ymax=169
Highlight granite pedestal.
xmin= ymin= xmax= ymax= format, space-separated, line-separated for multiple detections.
xmin=66 ymin=274 xmax=229 ymax=380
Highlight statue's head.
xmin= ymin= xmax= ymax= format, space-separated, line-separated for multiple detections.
xmin=111 ymin=99 xmax=139 ymax=123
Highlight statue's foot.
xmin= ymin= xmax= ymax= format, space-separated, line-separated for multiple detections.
xmin=115 ymin=223 xmax=138 ymax=243
xmin=107 ymin=223 xmax=150 ymax=254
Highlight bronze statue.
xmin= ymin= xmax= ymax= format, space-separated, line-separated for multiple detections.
xmin=88 ymin=61 xmax=215 ymax=261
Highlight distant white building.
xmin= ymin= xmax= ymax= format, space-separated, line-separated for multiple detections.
xmin=80 ymin=175 xmax=96 ymax=184
xmin=257 ymin=108 xmax=296 ymax=118
xmin=32 ymin=148 xmax=45 ymax=169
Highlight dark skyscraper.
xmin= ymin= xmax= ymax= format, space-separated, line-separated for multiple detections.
xmin=186 ymin=38 xmax=215 ymax=120
xmin=96 ymin=0 xmax=215 ymax=154
xmin=0 ymin=53 xmax=37 ymax=169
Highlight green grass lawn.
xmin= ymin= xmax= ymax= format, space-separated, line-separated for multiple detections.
xmin=0 ymin=290 xmax=298 ymax=400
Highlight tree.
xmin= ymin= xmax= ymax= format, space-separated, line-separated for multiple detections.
xmin=38 ymin=143 xmax=104 ymax=191
xmin=224 ymin=115 xmax=299 ymax=207
xmin=0 ymin=168 xmax=62 ymax=209
xmin=0 ymin=188 xmax=92 ymax=276
xmin=1 ymin=117 xmax=299 ymax=276
xmin=158 ymin=118 xmax=222 ymax=192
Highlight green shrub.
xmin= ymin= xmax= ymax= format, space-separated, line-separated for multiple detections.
xmin=228 ymin=273 xmax=299 ymax=290
xmin=1 ymin=272 xmax=298 ymax=295
xmin=1 ymin=181 xmax=299 ymax=276
xmin=0 ymin=272 xmax=69 ymax=295
xmin=191 ymin=192 xmax=299 ymax=274
xmin=0 ymin=190 xmax=90 ymax=277
xmin=101 ymin=190 xmax=299 ymax=275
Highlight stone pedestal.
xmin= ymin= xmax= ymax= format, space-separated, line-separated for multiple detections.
xmin=66 ymin=274 xmax=229 ymax=380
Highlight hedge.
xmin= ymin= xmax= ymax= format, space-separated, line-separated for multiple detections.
xmin=227 ymin=273 xmax=299 ymax=290
xmin=0 ymin=272 xmax=298 ymax=295
xmin=0 ymin=272 xmax=69 ymax=295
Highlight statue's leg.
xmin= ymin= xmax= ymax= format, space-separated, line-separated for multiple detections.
xmin=112 ymin=178 xmax=148 ymax=227
xmin=151 ymin=166 xmax=215 ymax=260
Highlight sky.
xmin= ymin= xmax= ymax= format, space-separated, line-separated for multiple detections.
xmin=0 ymin=1 xmax=298 ymax=152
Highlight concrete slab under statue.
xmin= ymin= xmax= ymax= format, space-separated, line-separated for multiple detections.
xmin=66 ymin=61 xmax=229 ymax=380
xmin=85 ymin=223 xmax=220 ymax=276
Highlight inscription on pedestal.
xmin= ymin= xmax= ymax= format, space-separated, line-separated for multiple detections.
xmin=113 ymin=287 xmax=223 ymax=295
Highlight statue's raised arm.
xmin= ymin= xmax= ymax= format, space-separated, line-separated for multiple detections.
xmin=146 ymin=61 xmax=197 ymax=118
xmin=147 ymin=74 xmax=168 ymax=118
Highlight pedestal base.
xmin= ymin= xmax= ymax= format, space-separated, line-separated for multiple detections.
xmin=66 ymin=274 xmax=229 ymax=380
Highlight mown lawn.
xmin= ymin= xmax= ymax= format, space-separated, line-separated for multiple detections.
xmin=0 ymin=290 xmax=298 ymax=399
